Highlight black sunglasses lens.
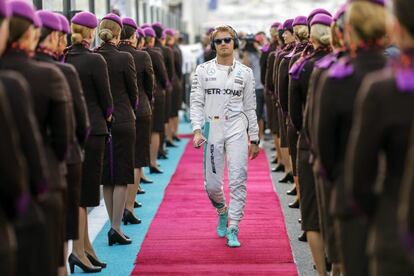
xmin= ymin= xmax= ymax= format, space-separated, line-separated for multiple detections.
xmin=214 ymin=38 xmax=232 ymax=44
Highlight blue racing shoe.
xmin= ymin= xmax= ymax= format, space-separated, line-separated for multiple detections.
xmin=216 ymin=212 xmax=228 ymax=238
xmin=226 ymin=227 xmax=240 ymax=247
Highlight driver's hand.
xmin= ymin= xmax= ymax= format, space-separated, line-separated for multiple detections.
xmin=249 ymin=143 xmax=260 ymax=160
xmin=193 ymin=130 xmax=207 ymax=149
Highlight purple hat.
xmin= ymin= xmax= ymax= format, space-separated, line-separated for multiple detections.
xmin=9 ymin=0 xmax=37 ymax=25
xmin=141 ymin=23 xmax=151 ymax=29
xmin=283 ymin=19 xmax=294 ymax=32
xmin=152 ymin=22 xmax=163 ymax=30
xmin=122 ymin=17 xmax=137 ymax=29
xmin=102 ymin=13 xmax=122 ymax=28
xmin=206 ymin=27 xmax=215 ymax=35
xmin=308 ymin=8 xmax=332 ymax=19
xmin=293 ymin=16 xmax=308 ymax=27
xmin=0 ymin=0 xmax=11 ymax=18
xmin=347 ymin=0 xmax=385 ymax=6
xmin=56 ymin=13 xmax=70 ymax=34
xmin=310 ymin=14 xmax=333 ymax=27
xmin=136 ymin=27 xmax=145 ymax=38
xmin=36 ymin=10 xmax=61 ymax=32
xmin=271 ymin=21 xmax=281 ymax=29
xmin=333 ymin=4 xmax=347 ymax=22
xmin=143 ymin=27 xmax=156 ymax=38
xmin=33 ymin=12 xmax=42 ymax=28
xmin=71 ymin=11 xmax=98 ymax=29
xmin=164 ymin=28 xmax=175 ymax=37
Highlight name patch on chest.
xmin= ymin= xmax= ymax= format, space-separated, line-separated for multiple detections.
xmin=204 ymin=88 xmax=242 ymax=97
xmin=234 ymin=78 xmax=243 ymax=85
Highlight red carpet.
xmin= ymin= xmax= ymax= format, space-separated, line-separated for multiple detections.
xmin=132 ymin=143 xmax=297 ymax=275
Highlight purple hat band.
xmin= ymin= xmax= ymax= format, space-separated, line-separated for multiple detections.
xmin=71 ymin=11 xmax=98 ymax=29
xmin=283 ymin=19 xmax=294 ymax=31
xmin=311 ymin=14 xmax=333 ymax=27
xmin=36 ymin=10 xmax=61 ymax=32
xmin=102 ymin=13 xmax=122 ymax=28
xmin=9 ymin=0 xmax=36 ymax=25
xmin=136 ymin=27 xmax=145 ymax=38
xmin=164 ymin=28 xmax=175 ymax=36
xmin=293 ymin=16 xmax=308 ymax=27
xmin=333 ymin=4 xmax=347 ymax=22
xmin=56 ymin=13 xmax=70 ymax=34
xmin=143 ymin=27 xmax=156 ymax=38
xmin=122 ymin=17 xmax=137 ymax=29
xmin=0 ymin=0 xmax=11 ymax=18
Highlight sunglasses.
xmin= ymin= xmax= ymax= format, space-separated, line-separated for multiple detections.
xmin=214 ymin=37 xmax=233 ymax=45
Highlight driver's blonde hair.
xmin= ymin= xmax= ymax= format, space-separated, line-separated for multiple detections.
xmin=211 ymin=25 xmax=236 ymax=40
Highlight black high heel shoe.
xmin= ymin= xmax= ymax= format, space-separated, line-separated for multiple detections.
xmin=68 ymin=253 xmax=101 ymax=273
xmin=157 ymin=151 xmax=168 ymax=160
xmin=108 ymin=228 xmax=132 ymax=246
xmin=271 ymin=164 xmax=285 ymax=172
xmin=173 ymin=135 xmax=181 ymax=142
xmin=279 ymin=171 xmax=294 ymax=183
xmin=140 ymin=177 xmax=153 ymax=184
xmin=123 ymin=209 xmax=142 ymax=225
xmin=288 ymin=199 xmax=300 ymax=209
xmin=286 ymin=186 xmax=297 ymax=195
xmin=137 ymin=189 xmax=145 ymax=194
xmin=134 ymin=201 xmax=142 ymax=208
xmin=85 ymin=252 xmax=107 ymax=268
xmin=298 ymin=231 xmax=307 ymax=242
xmin=166 ymin=140 xmax=177 ymax=147
xmin=149 ymin=166 xmax=163 ymax=174
xmin=271 ymin=157 xmax=278 ymax=164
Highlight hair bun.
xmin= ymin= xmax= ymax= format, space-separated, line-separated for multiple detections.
xmin=99 ymin=28 xmax=113 ymax=41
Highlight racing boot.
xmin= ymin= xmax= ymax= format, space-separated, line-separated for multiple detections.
xmin=226 ymin=227 xmax=240 ymax=247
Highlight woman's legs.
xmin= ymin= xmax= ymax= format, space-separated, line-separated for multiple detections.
xmin=71 ymin=207 xmax=93 ymax=266
xmin=126 ymin=168 xmax=141 ymax=212
xmin=150 ymin=132 xmax=160 ymax=167
xmin=307 ymin=231 xmax=327 ymax=276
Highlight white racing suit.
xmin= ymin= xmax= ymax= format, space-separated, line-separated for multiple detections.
xmin=190 ymin=58 xmax=259 ymax=225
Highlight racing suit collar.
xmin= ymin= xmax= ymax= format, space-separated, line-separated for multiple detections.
xmin=214 ymin=58 xmax=237 ymax=71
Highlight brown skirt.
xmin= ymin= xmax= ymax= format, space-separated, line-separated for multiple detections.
xmin=298 ymin=149 xmax=319 ymax=231
xmin=103 ymin=122 xmax=135 ymax=186
xmin=164 ymin=87 xmax=172 ymax=122
xmin=278 ymin=107 xmax=288 ymax=147
xmin=287 ymin=124 xmax=298 ymax=176
xmin=171 ymin=78 xmax=182 ymax=117
xmin=65 ymin=163 xmax=82 ymax=240
xmin=152 ymin=88 xmax=166 ymax=133
xmin=265 ymin=92 xmax=279 ymax=135
xmin=135 ymin=116 xmax=151 ymax=168
xmin=81 ymin=135 xmax=105 ymax=207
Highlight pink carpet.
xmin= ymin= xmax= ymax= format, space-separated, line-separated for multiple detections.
xmin=132 ymin=142 xmax=297 ymax=275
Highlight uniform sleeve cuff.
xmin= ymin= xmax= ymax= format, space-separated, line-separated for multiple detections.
xmin=192 ymin=124 xmax=201 ymax=132
xmin=249 ymin=134 xmax=259 ymax=142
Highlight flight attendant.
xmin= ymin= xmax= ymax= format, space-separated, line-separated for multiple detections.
xmin=65 ymin=11 xmax=112 ymax=272
xmin=95 ymin=13 xmax=138 ymax=246
xmin=345 ymin=0 xmax=414 ymax=274
xmin=316 ymin=1 xmax=388 ymax=275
